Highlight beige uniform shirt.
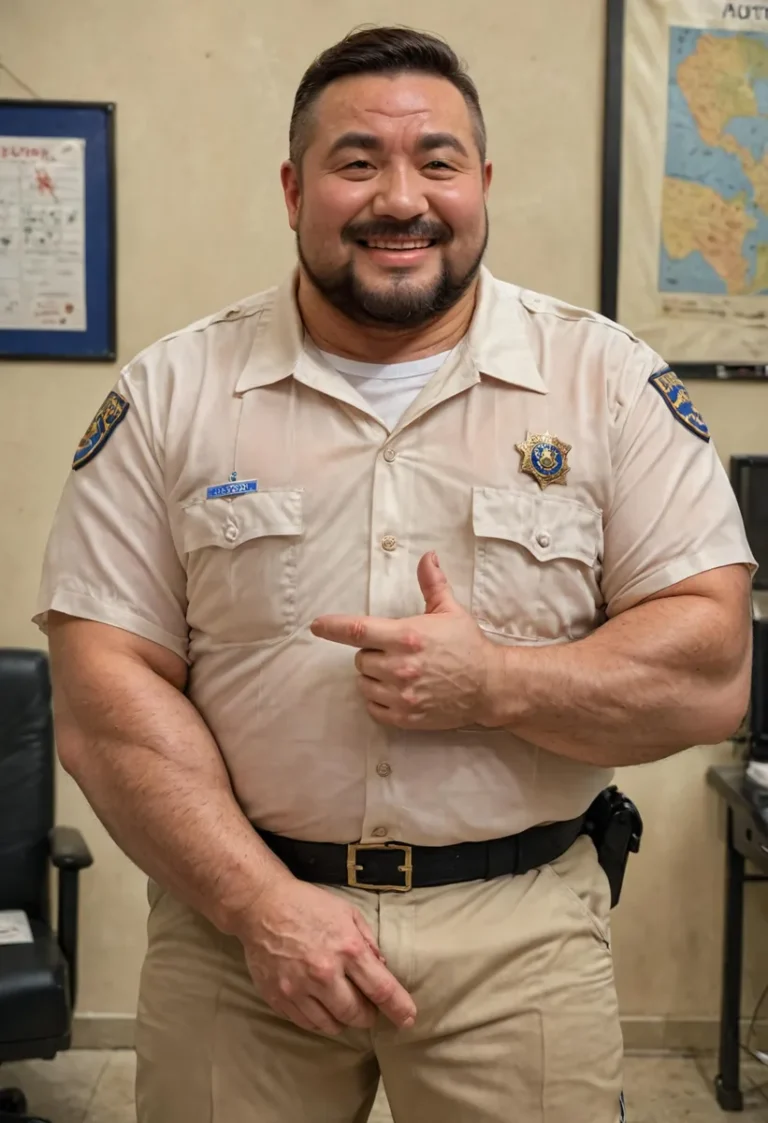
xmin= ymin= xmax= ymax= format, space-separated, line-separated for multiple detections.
xmin=35 ymin=267 xmax=755 ymax=845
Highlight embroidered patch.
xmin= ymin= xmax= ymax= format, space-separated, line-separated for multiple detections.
xmin=72 ymin=391 xmax=130 ymax=470
xmin=648 ymin=368 xmax=709 ymax=442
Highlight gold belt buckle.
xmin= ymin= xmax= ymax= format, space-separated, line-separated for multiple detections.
xmin=346 ymin=843 xmax=413 ymax=892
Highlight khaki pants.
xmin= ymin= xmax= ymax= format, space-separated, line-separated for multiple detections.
xmin=135 ymin=835 xmax=624 ymax=1123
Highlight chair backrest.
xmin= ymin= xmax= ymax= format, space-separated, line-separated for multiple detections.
xmin=0 ymin=648 xmax=54 ymax=922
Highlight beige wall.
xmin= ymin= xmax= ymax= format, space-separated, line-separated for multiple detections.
xmin=2 ymin=0 xmax=767 ymax=1042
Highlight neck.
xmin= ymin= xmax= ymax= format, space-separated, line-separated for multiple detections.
xmin=296 ymin=267 xmax=478 ymax=363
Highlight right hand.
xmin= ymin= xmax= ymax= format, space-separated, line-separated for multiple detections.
xmin=239 ymin=877 xmax=417 ymax=1036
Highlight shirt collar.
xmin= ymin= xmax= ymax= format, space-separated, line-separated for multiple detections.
xmin=235 ymin=265 xmax=546 ymax=396
xmin=465 ymin=267 xmax=546 ymax=393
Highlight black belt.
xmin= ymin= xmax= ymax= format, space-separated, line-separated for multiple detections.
xmin=257 ymin=816 xmax=586 ymax=892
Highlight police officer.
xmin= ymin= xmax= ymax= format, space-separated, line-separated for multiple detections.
xmin=36 ymin=25 xmax=754 ymax=1123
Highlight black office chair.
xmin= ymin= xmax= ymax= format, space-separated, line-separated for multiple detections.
xmin=0 ymin=649 xmax=93 ymax=1123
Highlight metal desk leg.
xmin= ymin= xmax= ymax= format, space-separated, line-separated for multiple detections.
xmin=716 ymin=807 xmax=745 ymax=1111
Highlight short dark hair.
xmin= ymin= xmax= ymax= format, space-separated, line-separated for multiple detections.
xmin=288 ymin=26 xmax=487 ymax=169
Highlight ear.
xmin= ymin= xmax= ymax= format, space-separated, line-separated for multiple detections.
xmin=280 ymin=160 xmax=301 ymax=231
xmin=483 ymin=160 xmax=493 ymax=199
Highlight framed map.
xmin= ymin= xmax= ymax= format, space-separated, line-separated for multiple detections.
xmin=601 ymin=0 xmax=768 ymax=379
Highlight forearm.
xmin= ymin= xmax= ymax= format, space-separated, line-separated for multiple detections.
xmin=482 ymin=588 xmax=751 ymax=767
xmin=50 ymin=622 xmax=291 ymax=937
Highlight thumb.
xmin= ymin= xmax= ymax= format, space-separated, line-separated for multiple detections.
xmin=417 ymin=551 xmax=461 ymax=615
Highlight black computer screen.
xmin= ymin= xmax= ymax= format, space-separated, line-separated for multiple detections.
xmin=731 ymin=456 xmax=768 ymax=589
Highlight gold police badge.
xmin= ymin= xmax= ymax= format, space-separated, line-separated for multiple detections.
xmin=516 ymin=432 xmax=571 ymax=489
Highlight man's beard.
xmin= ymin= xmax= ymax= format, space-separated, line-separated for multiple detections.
xmin=296 ymin=214 xmax=488 ymax=330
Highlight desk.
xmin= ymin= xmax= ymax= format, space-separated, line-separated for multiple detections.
xmin=707 ymin=765 xmax=768 ymax=1111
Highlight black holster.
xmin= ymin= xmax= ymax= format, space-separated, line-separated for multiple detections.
xmin=582 ymin=786 xmax=643 ymax=908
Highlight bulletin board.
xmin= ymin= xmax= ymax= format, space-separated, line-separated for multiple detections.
xmin=0 ymin=100 xmax=116 ymax=362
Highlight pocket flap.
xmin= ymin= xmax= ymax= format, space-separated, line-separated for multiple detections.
xmin=472 ymin=488 xmax=602 ymax=565
xmin=180 ymin=488 xmax=304 ymax=553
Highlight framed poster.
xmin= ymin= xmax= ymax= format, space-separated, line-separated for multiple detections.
xmin=0 ymin=100 xmax=116 ymax=362
xmin=602 ymin=1 xmax=768 ymax=379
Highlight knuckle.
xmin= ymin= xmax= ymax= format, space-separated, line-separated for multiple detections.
xmin=277 ymin=976 xmax=295 ymax=999
xmin=350 ymin=620 xmax=368 ymax=644
xmin=307 ymin=958 xmax=335 ymax=984
xmin=401 ymin=631 xmax=424 ymax=653
xmin=339 ymin=936 xmax=365 ymax=960
xmin=367 ymin=977 xmax=397 ymax=1005
xmin=395 ymin=661 xmax=418 ymax=683
xmin=333 ymin=996 xmax=360 ymax=1023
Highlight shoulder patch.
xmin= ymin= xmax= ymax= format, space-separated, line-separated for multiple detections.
xmin=648 ymin=368 xmax=709 ymax=442
xmin=72 ymin=391 xmax=130 ymax=470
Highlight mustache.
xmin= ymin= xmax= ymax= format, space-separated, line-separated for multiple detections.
xmin=343 ymin=220 xmax=452 ymax=244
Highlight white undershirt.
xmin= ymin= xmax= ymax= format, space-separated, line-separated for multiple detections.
xmin=319 ymin=349 xmax=453 ymax=430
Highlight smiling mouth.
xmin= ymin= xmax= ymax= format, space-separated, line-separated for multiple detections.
xmin=356 ymin=238 xmax=437 ymax=250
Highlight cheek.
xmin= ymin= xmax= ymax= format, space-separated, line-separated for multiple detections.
xmin=433 ymin=186 xmax=486 ymax=240
xmin=302 ymin=182 xmax=371 ymax=240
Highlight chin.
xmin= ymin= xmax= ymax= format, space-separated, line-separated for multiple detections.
xmin=359 ymin=263 xmax=440 ymax=287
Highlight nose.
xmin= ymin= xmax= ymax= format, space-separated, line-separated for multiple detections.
xmin=371 ymin=162 xmax=429 ymax=221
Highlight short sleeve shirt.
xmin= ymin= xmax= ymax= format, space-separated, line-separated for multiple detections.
xmin=34 ymin=267 xmax=755 ymax=845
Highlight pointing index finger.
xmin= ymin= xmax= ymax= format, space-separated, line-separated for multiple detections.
xmin=310 ymin=614 xmax=422 ymax=652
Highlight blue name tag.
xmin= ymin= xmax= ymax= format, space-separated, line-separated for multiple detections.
xmin=206 ymin=479 xmax=258 ymax=500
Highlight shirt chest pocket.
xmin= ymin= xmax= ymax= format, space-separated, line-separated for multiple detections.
xmin=471 ymin=488 xmax=603 ymax=643
xmin=179 ymin=489 xmax=304 ymax=644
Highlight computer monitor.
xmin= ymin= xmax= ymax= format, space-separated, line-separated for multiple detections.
xmin=730 ymin=458 xmax=768 ymax=759
xmin=749 ymin=599 xmax=768 ymax=763
xmin=730 ymin=455 xmax=768 ymax=590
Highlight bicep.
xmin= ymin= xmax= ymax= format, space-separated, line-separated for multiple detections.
xmin=47 ymin=612 xmax=215 ymax=780
xmin=48 ymin=612 xmax=188 ymax=693
xmin=640 ymin=563 xmax=753 ymax=609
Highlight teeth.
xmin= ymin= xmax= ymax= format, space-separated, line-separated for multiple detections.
xmin=366 ymin=240 xmax=432 ymax=250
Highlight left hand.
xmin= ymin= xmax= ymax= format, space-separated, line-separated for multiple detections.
xmin=310 ymin=552 xmax=500 ymax=731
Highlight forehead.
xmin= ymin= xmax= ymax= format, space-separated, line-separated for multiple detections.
xmin=311 ymin=72 xmax=474 ymax=144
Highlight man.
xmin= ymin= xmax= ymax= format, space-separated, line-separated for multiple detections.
xmin=36 ymin=25 xmax=753 ymax=1123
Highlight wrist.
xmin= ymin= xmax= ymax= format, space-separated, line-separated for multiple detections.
xmin=215 ymin=860 xmax=294 ymax=940
xmin=476 ymin=640 xmax=530 ymax=729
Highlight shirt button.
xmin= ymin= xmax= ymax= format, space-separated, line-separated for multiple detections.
xmin=383 ymin=447 xmax=397 ymax=463
xmin=381 ymin=535 xmax=398 ymax=552
xmin=224 ymin=525 xmax=239 ymax=542
xmin=372 ymin=826 xmax=388 ymax=838
xmin=376 ymin=762 xmax=392 ymax=777
xmin=536 ymin=531 xmax=551 ymax=549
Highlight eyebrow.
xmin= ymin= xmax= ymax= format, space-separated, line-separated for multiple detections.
xmin=327 ymin=130 xmax=470 ymax=160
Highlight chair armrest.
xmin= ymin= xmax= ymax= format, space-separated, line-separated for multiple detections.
xmin=48 ymin=826 xmax=93 ymax=1010
xmin=49 ymin=826 xmax=94 ymax=871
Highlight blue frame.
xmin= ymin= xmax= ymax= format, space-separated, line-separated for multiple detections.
xmin=0 ymin=100 xmax=116 ymax=361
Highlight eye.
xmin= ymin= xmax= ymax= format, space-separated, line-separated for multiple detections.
xmin=343 ymin=160 xmax=374 ymax=170
xmin=424 ymin=160 xmax=453 ymax=171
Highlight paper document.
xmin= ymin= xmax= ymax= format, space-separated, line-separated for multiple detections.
xmin=0 ymin=136 xmax=86 ymax=331
xmin=0 ymin=909 xmax=34 ymax=945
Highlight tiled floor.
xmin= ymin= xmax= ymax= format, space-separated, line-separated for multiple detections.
xmin=1 ymin=1049 xmax=767 ymax=1122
